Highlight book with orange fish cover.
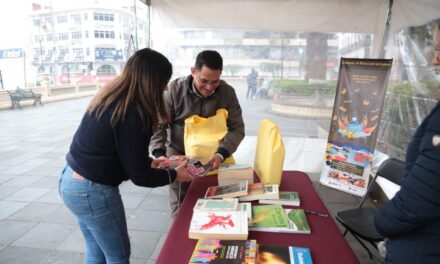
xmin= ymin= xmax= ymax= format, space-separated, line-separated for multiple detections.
xmin=189 ymin=211 xmax=249 ymax=240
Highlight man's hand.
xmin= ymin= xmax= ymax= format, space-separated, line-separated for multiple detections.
xmin=207 ymin=154 xmax=222 ymax=170
xmin=151 ymin=156 xmax=167 ymax=168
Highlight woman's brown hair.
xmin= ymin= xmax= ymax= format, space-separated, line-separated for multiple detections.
xmin=88 ymin=48 xmax=172 ymax=129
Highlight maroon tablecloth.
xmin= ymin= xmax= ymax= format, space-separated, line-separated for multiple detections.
xmin=156 ymin=171 xmax=359 ymax=263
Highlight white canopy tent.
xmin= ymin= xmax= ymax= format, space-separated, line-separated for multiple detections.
xmin=150 ymin=0 xmax=440 ymax=58
xmin=147 ymin=0 xmax=440 ymax=198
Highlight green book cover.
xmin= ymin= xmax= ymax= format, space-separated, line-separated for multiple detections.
xmin=251 ymin=205 xmax=290 ymax=228
xmin=285 ymin=209 xmax=311 ymax=233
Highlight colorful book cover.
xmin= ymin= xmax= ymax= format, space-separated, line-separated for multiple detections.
xmin=284 ymin=209 xmax=311 ymax=234
xmin=205 ymin=181 xmax=248 ymax=199
xmin=189 ymin=211 xmax=248 ymax=240
xmin=257 ymin=244 xmax=313 ymax=264
xmin=189 ymin=239 xmax=257 ymax=264
xmin=249 ymin=206 xmax=311 ymax=234
xmin=259 ymin=191 xmax=300 ymax=206
xmin=194 ymin=198 xmax=239 ymax=212
xmin=250 ymin=205 xmax=290 ymax=228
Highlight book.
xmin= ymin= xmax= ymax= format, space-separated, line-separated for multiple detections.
xmin=189 ymin=211 xmax=249 ymax=240
xmin=218 ymin=164 xmax=254 ymax=186
xmin=205 ymin=181 xmax=248 ymax=199
xmin=194 ymin=198 xmax=239 ymax=212
xmin=249 ymin=205 xmax=311 ymax=234
xmin=159 ymin=155 xmax=212 ymax=177
xmin=259 ymin=191 xmax=300 ymax=206
xmin=189 ymin=239 xmax=257 ymax=264
xmin=238 ymin=202 xmax=252 ymax=226
xmin=257 ymin=244 xmax=313 ymax=264
xmin=238 ymin=184 xmax=279 ymax=202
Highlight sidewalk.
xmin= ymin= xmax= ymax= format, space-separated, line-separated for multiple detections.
xmin=0 ymin=97 xmax=382 ymax=263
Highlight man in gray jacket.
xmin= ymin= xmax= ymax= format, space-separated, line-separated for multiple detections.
xmin=150 ymin=50 xmax=245 ymax=216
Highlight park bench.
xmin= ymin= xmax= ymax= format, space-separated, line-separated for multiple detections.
xmin=7 ymin=87 xmax=43 ymax=109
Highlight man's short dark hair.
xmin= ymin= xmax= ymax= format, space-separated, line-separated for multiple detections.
xmin=195 ymin=50 xmax=223 ymax=71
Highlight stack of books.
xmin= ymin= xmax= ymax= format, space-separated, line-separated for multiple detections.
xmin=189 ymin=239 xmax=313 ymax=264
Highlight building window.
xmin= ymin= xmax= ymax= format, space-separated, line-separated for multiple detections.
xmin=71 ymin=14 xmax=81 ymax=25
xmin=57 ymin=15 xmax=67 ymax=24
xmin=85 ymin=31 xmax=89 ymax=38
xmin=35 ymin=35 xmax=43 ymax=42
xmin=97 ymin=64 xmax=117 ymax=75
xmin=72 ymin=48 xmax=83 ymax=59
xmin=58 ymin=33 xmax=68 ymax=41
xmin=33 ymin=19 xmax=41 ymax=26
xmin=47 ymin=34 xmax=53 ymax=41
xmin=84 ymin=13 xmax=88 ymax=20
xmin=86 ymin=48 xmax=90 ymax=56
xmin=72 ymin=31 xmax=82 ymax=40
xmin=93 ymin=13 xmax=114 ymax=21
xmin=94 ymin=30 xmax=115 ymax=39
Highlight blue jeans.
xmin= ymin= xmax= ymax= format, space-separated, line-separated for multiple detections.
xmin=59 ymin=165 xmax=130 ymax=264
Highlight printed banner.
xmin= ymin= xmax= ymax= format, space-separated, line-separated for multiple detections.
xmin=320 ymin=58 xmax=392 ymax=196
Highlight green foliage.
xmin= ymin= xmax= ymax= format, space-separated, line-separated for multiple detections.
xmin=269 ymin=79 xmax=337 ymax=95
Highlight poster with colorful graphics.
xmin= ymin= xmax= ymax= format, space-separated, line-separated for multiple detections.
xmin=320 ymin=58 xmax=392 ymax=196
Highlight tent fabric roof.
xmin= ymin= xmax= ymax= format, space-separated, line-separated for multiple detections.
xmin=150 ymin=0 xmax=440 ymax=57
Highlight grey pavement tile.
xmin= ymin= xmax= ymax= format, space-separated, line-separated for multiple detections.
xmin=0 ymin=220 xmax=38 ymax=251
xmin=44 ymin=206 xmax=78 ymax=225
xmin=137 ymin=194 xmax=171 ymax=212
xmin=0 ymin=174 xmax=16 ymax=184
xmin=4 ymin=187 xmax=51 ymax=202
xmin=119 ymin=181 xmax=152 ymax=194
xmin=121 ymin=192 xmax=148 ymax=210
xmin=131 ymin=258 xmax=149 ymax=264
xmin=0 ymin=201 xmax=29 ymax=220
xmin=0 ymin=165 xmax=36 ymax=175
xmin=0 ymin=246 xmax=51 ymax=264
xmin=42 ymin=158 xmax=69 ymax=169
xmin=1 ymin=175 xmax=45 ymax=187
xmin=37 ymin=151 xmax=66 ymax=160
xmin=7 ymin=202 xmax=61 ymax=222
xmin=30 ymin=176 xmax=59 ymax=189
xmin=129 ymin=230 xmax=161 ymax=259
xmin=35 ymin=189 xmax=63 ymax=204
xmin=12 ymin=223 xmax=76 ymax=249
xmin=56 ymin=228 xmax=85 ymax=253
xmin=315 ymin=183 xmax=361 ymax=204
xmin=127 ymin=210 xmax=171 ymax=232
xmin=0 ymin=186 xmax=20 ymax=200
xmin=39 ymin=250 xmax=85 ymax=264
xmin=149 ymin=231 xmax=168 ymax=261
xmin=150 ymin=186 xmax=169 ymax=196
xmin=21 ymin=166 xmax=61 ymax=178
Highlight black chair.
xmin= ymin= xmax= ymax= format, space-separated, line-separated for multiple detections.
xmin=336 ymin=158 xmax=405 ymax=259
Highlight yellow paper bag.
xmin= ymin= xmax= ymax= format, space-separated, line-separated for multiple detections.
xmin=184 ymin=109 xmax=235 ymax=167
xmin=254 ymin=119 xmax=285 ymax=184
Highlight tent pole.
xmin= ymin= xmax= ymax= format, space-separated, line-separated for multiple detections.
xmin=379 ymin=0 xmax=393 ymax=58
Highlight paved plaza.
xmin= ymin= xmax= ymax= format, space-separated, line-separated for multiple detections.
xmin=0 ymin=97 xmax=382 ymax=263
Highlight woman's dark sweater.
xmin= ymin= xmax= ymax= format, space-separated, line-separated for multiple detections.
xmin=66 ymin=105 xmax=177 ymax=187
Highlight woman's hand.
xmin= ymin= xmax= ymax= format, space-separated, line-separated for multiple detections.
xmin=151 ymin=156 xmax=167 ymax=168
xmin=175 ymin=161 xmax=196 ymax=183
